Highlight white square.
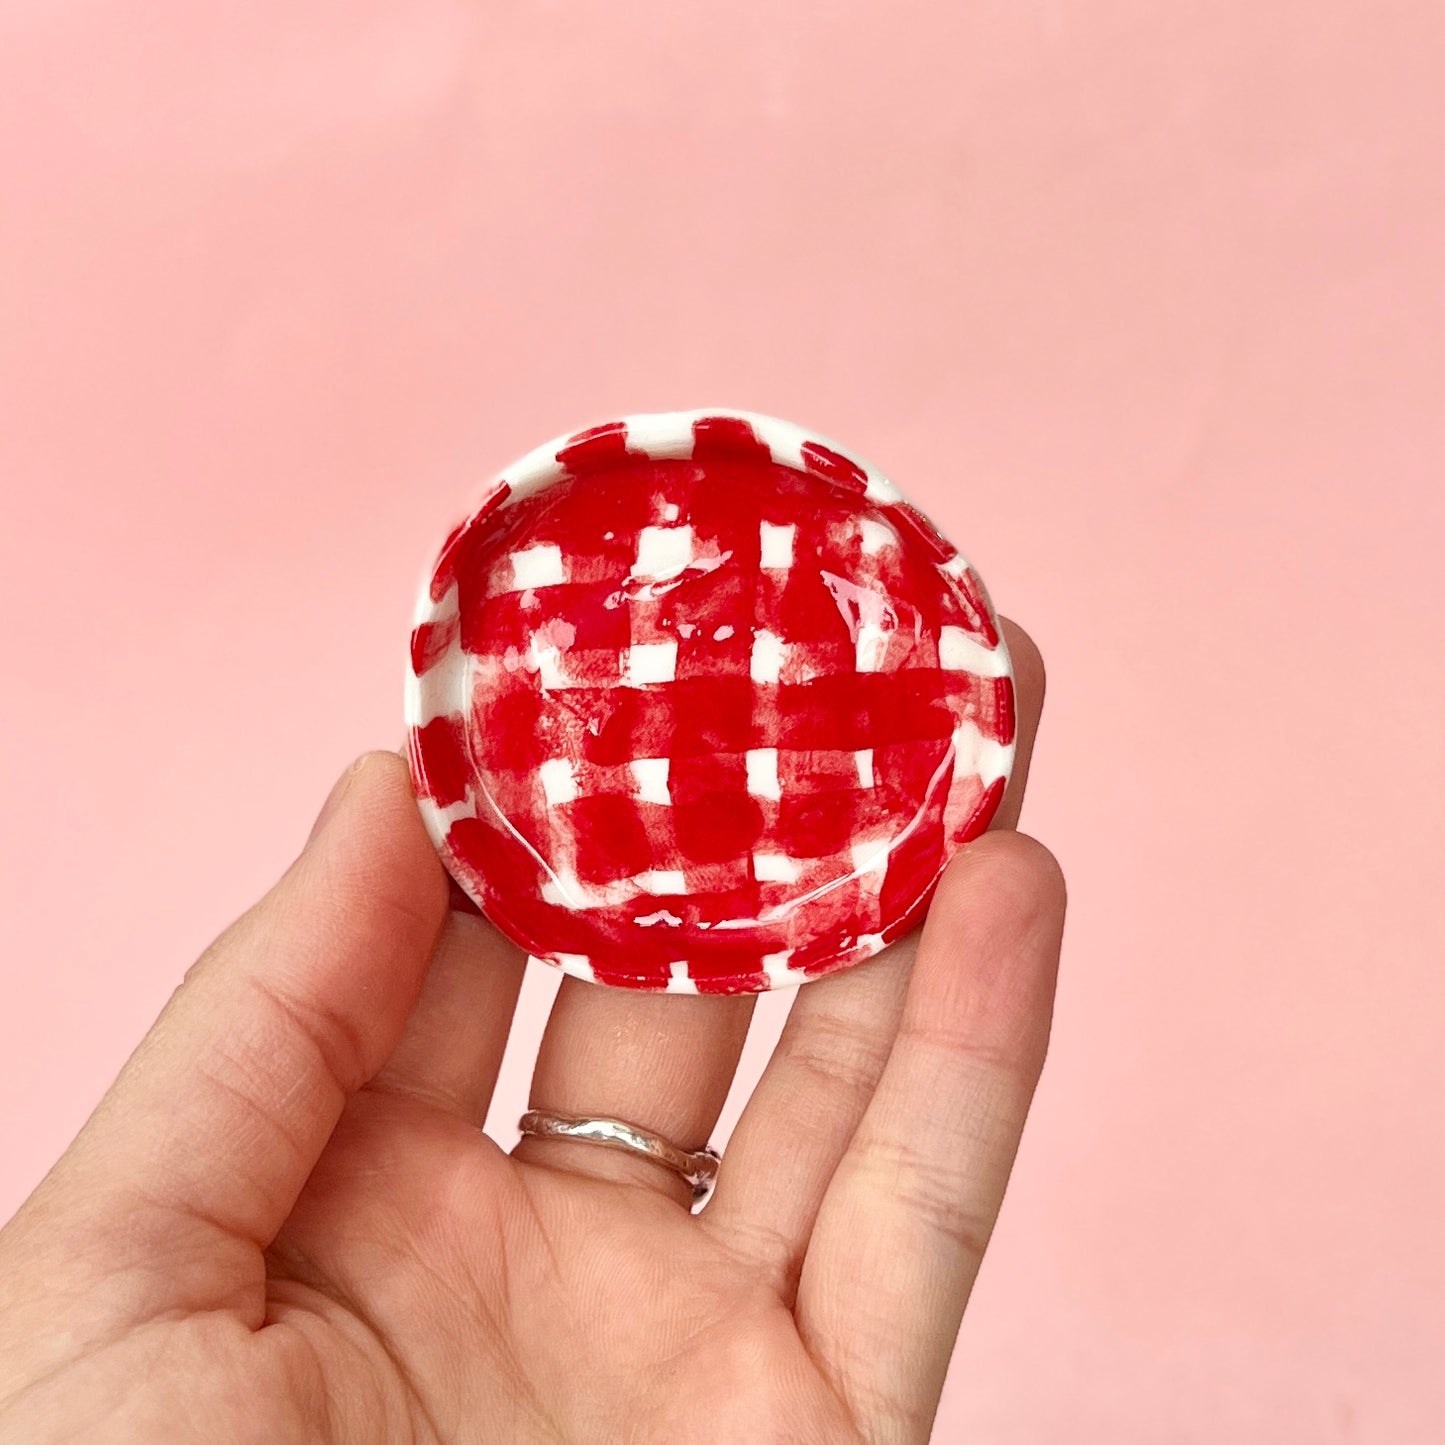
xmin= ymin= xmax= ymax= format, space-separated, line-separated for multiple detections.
xmin=850 ymin=837 xmax=888 ymax=875
xmin=858 ymin=518 xmax=894 ymax=555
xmin=971 ymin=729 xmax=1011 ymax=787
xmin=634 ymin=525 xmax=694 ymax=576
xmin=638 ymin=869 xmax=687 ymax=894
xmin=753 ymin=851 xmax=801 ymax=883
xmin=630 ymin=757 xmax=671 ymax=804
xmin=762 ymin=951 xmax=798 ymax=987
xmin=665 ymin=961 xmax=697 ymax=993
xmin=538 ymin=757 xmax=577 ymax=805
xmin=541 ymin=868 xmax=589 ymax=907
xmin=855 ymin=621 xmax=889 ymax=673
xmin=938 ymin=626 xmax=1007 ymax=676
xmin=548 ymin=951 xmax=595 ymax=977
xmin=625 ymin=641 xmax=678 ymax=685
xmin=854 ymin=748 xmax=875 ymax=788
xmin=759 ymin=521 xmax=796 ymax=569
xmin=535 ymin=646 xmax=569 ymax=690
xmin=510 ymin=544 xmax=564 ymax=590
xmin=746 ymin=748 xmax=781 ymax=800
xmin=750 ymin=629 xmax=785 ymax=684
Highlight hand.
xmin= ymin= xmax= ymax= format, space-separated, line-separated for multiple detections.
xmin=0 ymin=621 xmax=1063 ymax=1445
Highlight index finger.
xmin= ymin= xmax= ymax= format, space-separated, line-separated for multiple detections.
xmin=25 ymin=754 xmax=447 ymax=1317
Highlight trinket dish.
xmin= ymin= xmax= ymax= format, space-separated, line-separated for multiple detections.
xmin=406 ymin=410 xmax=1014 ymax=993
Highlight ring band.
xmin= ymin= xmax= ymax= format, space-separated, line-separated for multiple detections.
xmin=519 ymin=1109 xmax=720 ymax=1201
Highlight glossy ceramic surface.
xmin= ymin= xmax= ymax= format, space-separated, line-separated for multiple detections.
xmin=406 ymin=410 xmax=1014 ymax=992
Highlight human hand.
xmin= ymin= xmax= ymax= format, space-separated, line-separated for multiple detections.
xmin=0 ymin=621 xmax=1063 ymax=1445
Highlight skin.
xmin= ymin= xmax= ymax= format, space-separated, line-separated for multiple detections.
xmin=0 ymin=620 xmax=1064 ymax=1445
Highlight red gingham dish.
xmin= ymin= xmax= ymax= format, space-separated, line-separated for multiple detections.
xmin=406 ymin=410 xmax=1014 ymax=993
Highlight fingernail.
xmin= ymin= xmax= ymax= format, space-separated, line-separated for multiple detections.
xmin=308 ymin=757 xmax=364 ymax=845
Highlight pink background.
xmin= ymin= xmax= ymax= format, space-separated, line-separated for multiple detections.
xmin=3 ymin=3 xmax=1443 ymax=1438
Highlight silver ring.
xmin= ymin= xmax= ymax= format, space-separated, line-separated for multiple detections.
xmin=519 ymin=1109 xmax=721 ymax=1202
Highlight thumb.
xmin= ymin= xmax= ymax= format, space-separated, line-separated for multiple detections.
xmin=40 ymin=752 xmax=447 ymax=1294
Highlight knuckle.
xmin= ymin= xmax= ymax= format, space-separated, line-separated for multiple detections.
xmin=784 ymin=1011 xmax=891 ymax=1101
xmin=247 ymin=973 xmax=372 ymax=1096
xmin=858 ymin=1138 xmax=996 ymax=1264
xmin=712 ymin=1213 xmax=805 ymax=1300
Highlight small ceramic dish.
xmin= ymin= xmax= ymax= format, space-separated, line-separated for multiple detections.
xmin=406 ymin=409 xmax=1014 ymax=993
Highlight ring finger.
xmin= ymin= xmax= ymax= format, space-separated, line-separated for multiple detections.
xmin=514 ymin=985 xmax=754 ymax=1205
xmin=515 ymin=617 xmax=1040 ymax=1209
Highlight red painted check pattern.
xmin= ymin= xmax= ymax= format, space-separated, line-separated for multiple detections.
xmin=407 ymin=410 xmax=1014 ymax=993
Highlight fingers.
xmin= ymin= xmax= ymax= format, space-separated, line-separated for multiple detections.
xmin=54 ymin=753 xmax=448 ymax=1269
xmin=517 ymin=618 xmax=1040 ymax=1211
xmin=701 ymin=939 xmax=916 ymax=1293
xmin=798 ymin=832 xmax=1065 ymax=1442
xmin=370 ymin=909 xmax=526 ymax=1123
xmin=705 ymin=618 xmax=1044 ymax=1290
xmin=514 ymin=984 xmax=754 ymax=1206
